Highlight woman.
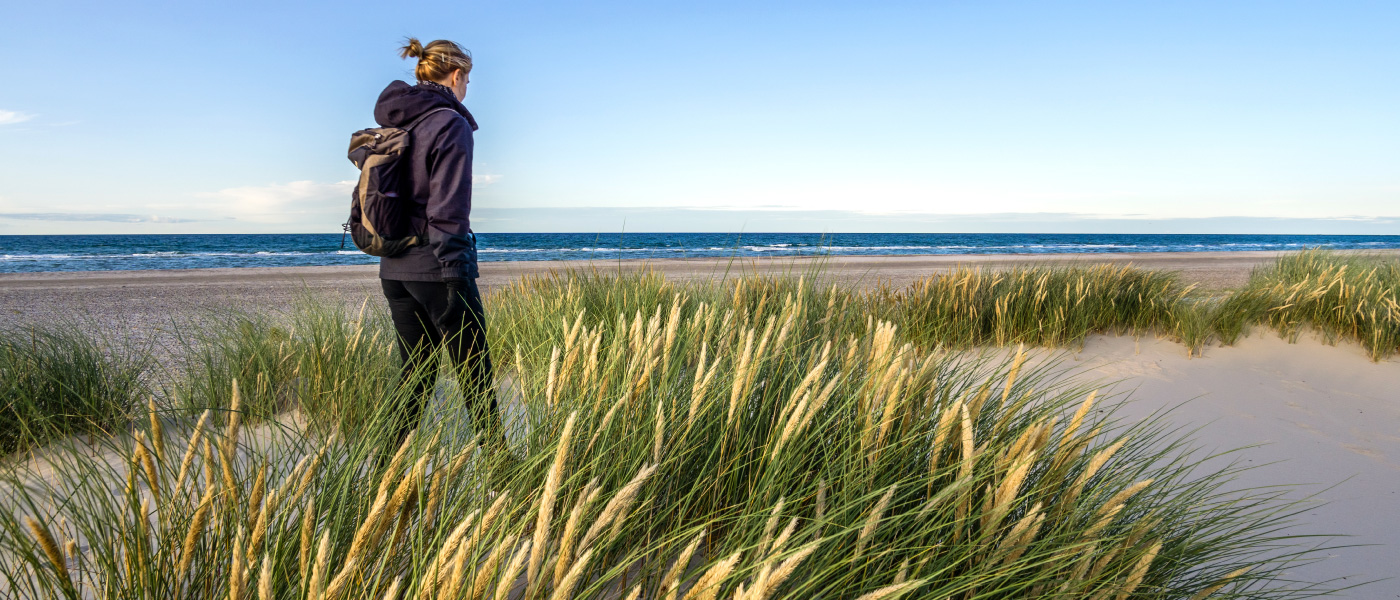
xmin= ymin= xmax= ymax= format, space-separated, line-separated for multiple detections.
xmin=374 ymin=38 xmax=506 ymax=455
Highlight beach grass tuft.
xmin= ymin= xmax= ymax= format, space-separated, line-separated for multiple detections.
xmin=1216 ymin=249 xmax=1400 ymax=360
xmin=0 ymin=323 xmax=148 ymax=454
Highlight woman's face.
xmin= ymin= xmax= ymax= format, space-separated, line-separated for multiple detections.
xmin=448 ymin=69 xmax=470 ymax=101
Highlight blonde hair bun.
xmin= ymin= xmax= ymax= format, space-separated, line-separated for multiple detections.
xmin=399 ymin=37 xmax=472 ymax=83
xmin=399 ymin=37 xmax=425 ymax=60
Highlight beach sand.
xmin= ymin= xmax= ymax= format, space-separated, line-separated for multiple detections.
xmin=1058 ymin=333 xmax=1399 ymax=596
xmin=3 ymin=250 xmax=1379 ymax=329
xmin=2 ymin=250 xmax=1398 ymax=596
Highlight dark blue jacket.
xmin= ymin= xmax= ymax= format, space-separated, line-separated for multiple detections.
xmin=373 ymin=80 xmax=481 ymax=281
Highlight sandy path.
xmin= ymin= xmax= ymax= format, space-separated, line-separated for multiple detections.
xmin=1062 ymin=333 xmax=1400 ymax=597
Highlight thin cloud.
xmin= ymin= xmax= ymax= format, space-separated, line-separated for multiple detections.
xmin=0 ymin=110 xmax=35 ymax=126
xmin=202 ymin=177 xmax=497 ymax=224
xmin=0 ymin=212 xmax=198 ymax=223
xmin=199 ymin=180 xmax=355 ymax=223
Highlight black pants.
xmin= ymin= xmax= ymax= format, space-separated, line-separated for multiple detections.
xmin=381 ymin=278 xmax=505 ymax=449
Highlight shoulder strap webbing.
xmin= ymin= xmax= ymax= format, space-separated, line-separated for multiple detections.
xmin=403 ymin=107 xmax=458 ymax=132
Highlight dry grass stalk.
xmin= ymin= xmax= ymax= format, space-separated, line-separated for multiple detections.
xmin=770 ymin=517 xmax=798 ymax=558
xmin=661 ymin=531 xmax=706 ymax=600
xmin=1001 ymin=345 xmax=1026 ymax=407
xmin=773 ymin=376 xmax=840 ymax=460
xmin=443 ymin=539 xmax=472 ymax=599
xmin=215 ymin=439 xmax=238 ymax=501
xmin=476 ymin=490 xmax=512 ymax=548
xmin=953 ymin=402 xmax=976 ymax=540
xmin=148 ymin=398 xmax=166 ymax=464
xmin=258 ymin=553 xmax=274 ymax=600
xmin=342 ymin=489 xmax=390 ymax=572
xmin=380 ymin=577 xmax=403 ymax=600
xmin=1096 ymin=479 xmax=1154 ymax=518
xmin=299 ymin=496 xmax=317 ymax=580
xmin=1116 ymin=540 xmax=1162 ymax=600
xmin=324 ymin=555 xmax=357 ymax=600
xmin=654 ymin=399 xmax=666 ymax=463
xmin=224 ymin=379 xmax=243 ymax=461
xmin=1188 ymin=567 xmax=1251 ymax=600
xmin=530 ymin=412 xmax=578 ymax=589
xmin=467 ymin=535 xmax=513 ymax=600
xmin=727 ymin=328 xmax=757 ymax=423
xmin=229 ymin=526 xmax=248 ymax=600
xmin=553 ymin=478 xmax=601 ymax=588
xmin=984 ymin=451 xmax=1037 ymax=532
xmin=852 ymin=579 xmax=924 ymax=600
xmin=291 ymin=441 xmax=331 ymax=508
xmin=685 ymin=551 xmax=741 ymax=600
xmin=548 ymin=548 xmax=595 ymax=600
xmin=873 ymin=364 xmax=910 ymax=454
xmin=893 ymin=559 xmax=910 ymax=585
xmin=585 ymin=400 xmax=622 ymax=456
xmin=249 ymin=488 xmax=276 ymax=565
xmin=546 ymin=345 xmax=560 ymax=406
xmin=134 ymin=435 xmax=160 ymax=503
xmin=757 ymin=497 xmax=786 ymax=557
xmin=581 ymin=463 xmax=658 ymax=550
xmin=175 ymin=409 xmax=211 ymax=490
xmin=1061 ymin=437 xmax=1129 ymax=511
xmin=419 ymin=513 xmax=477 ymax=599
xmin=928 ymin=400 xmax=961 ymax=475
xmin=763 ymin=540 xmax=820 ymax=597
xmin=309 ymin=532 xmax=331 ymax=600
xmin=494 ymin=540 xmax=532 ymax=600
xmin=855 ymin=484 xmax=898 ymax=559
xmin=177 ymin=484 xmax=215 ymax=581
xmin=377 ymin=429 xmax=418 ymax=498
xmin=995 ymin=503 xmax=1044 ymax=565
xmin=1062 ymin=390 xmax=1097 ymax=448
xmin=247 ymin=463 xmax=267 ymax=532
xmin=423 ymin=468 xmax=445 ymax=527
xmin=24 ymin=516 xmax=70 ymax=588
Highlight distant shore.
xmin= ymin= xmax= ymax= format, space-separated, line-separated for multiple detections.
xmin=2 ymin=249 xmax=1398 ymax=332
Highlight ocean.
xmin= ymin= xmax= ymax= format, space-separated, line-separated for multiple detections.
xmin=1 ymin=233 xmax=1398 ymax=273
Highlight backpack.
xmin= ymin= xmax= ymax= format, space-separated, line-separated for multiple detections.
xmin=343 ymin=106 xmax=456 ymax=257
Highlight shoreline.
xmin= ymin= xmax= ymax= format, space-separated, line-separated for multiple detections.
xmin=8 ymin=248 xmax=1398 ymax=288
xmin=5 ymin=250 xmax=1397 ymax=334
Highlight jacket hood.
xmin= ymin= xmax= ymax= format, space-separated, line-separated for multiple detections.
xmin=373 ymin=80 xmax=479 ymax=131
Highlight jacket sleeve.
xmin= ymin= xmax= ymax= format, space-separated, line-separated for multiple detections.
xmin=424 ymin=114 xmax=477 ymax=279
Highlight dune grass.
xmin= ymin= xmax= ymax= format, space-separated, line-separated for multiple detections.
xmin=0 ymin=324 xmax=148 ymax=454
xmin=0 ymin=269 xmax=1338 ymax=599
xmin=171 ymin=298 xmax=409 ymax=437
xmin=1215 ymin=250 xmax=1400 ymax=360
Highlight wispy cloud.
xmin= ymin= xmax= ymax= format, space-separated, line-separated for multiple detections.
xmin=0 ymin=110 xmax=35 ymax=126
xmin=0 ymin=212 xmax=198 ymax=223
xmin=473 ymin=174 xmax=502 ymax=185
xmin=470 ymin=206 xmax=1400 ymax=234
xmin=199 ymin=180 xmax=354 ymax=223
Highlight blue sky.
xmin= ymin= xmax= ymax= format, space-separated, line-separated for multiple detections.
xmin=1 ymin=1 xmax=1397 ymax=234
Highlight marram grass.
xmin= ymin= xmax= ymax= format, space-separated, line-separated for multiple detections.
xmin=1217 ymin=249 xmax=1400 ymax=360
xmin=0 ymin=324 xmax=148 ymax=454
xmin=1 ymin=271 xmax=1337 ymax=599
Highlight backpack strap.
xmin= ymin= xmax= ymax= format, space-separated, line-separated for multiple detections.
xmin=403 ymin=107 xmax=458 ymax=132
